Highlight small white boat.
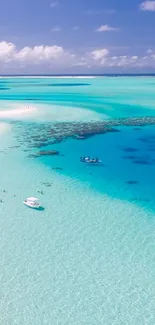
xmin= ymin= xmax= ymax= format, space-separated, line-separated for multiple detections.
xmin=85 ymin=159 xmax=102 ymax=164
xmin=80 ymin=157 xmax=102 ymax=164
xmin=23 ymin=197 xmax=41 ymax=209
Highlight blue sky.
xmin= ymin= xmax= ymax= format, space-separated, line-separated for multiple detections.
xmin=0 ymin=0 xmax=155 ymax=73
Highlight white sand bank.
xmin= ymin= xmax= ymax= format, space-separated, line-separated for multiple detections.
xmin=0 ymin=106 xmax=37 ymax=119
xmin=0 ymin=76 xmax=97 ymax=79
xmin=0 ymin=101 xmax=105 ymax=123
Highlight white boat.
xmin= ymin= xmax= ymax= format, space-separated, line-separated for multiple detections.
xmin=85 ymin=159 xmax=102 ymax=164
xmin=80 ymin=157 xmax=102 ymax=164
xmin=23 ymin=197 xmax=41 ymax=209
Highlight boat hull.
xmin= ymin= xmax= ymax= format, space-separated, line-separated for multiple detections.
xmin=81 ymin=160 xmax=102 ymax=164
xmin=23 ymin=201 xmax=41 ymax=209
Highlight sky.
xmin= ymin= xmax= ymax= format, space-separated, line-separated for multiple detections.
xmin=0 ymin=0 xmax=155 ymax=73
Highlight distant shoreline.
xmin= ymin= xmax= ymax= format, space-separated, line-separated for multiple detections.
xmin=0 ymin=76 xmax=97 ymax=79
xmin=0 ymin=74 xmax=155 ymax=78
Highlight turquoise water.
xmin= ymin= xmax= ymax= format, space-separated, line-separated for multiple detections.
xmin=0 ymin=77 xmax=155 ymax=324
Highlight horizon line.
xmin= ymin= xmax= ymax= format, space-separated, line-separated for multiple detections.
xmin=0 ymin=73 xmax=155 ymax=77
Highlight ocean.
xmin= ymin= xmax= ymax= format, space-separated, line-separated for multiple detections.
xmin=0 ymin=76 xmax=155 ymax=324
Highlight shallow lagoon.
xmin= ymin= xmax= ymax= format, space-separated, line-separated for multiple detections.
xmin=0 ymin=77 xmax=155 ymax=325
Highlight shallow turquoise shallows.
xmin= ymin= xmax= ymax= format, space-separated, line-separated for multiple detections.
xmin=0 ymin=77 xmax=155 ymax=325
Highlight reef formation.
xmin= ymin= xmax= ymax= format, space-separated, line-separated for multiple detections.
xmin=12 ymin=116 xmax=155 ymax=155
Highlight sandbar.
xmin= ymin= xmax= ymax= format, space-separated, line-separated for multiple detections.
xmin=0 ymin=106 xmax=36 ymax=118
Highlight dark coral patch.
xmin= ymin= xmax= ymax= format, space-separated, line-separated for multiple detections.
xmin=126 ymin=181 xmax=139 ymax=184
xmin=52 ymin=167 xmax=63 ymax=170
xmin=138 ymin=136 xmax=155 ymax=143
xmin=133 ymin=160 xmax=152 ymax=165
xmin=41 ymin=182 xmax=52 ymax=187
xmin=122 ymin=147 xmax=139 ymax=152
xmin=123 ymin=155 xmax=137 ymax=160
xmin=47 ymin=83 xmax=90 ymax=87
xmin=28 ymin=150 xmax=60 ymax=158
xmin=38 ymin=150 xmax=59 ymax=156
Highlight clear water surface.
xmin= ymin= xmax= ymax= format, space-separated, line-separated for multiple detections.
xmin=0 ymin=76 xmax=155 ymax=325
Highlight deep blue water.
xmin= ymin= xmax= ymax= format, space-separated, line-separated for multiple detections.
xmin=35 ymin=125 xmax=155 ymax=211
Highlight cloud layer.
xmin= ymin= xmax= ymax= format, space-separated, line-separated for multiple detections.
xmin=0 ymin=42 xmax=64 ymax=63
xmin=0 ymin=41 xmax=155 ymax=70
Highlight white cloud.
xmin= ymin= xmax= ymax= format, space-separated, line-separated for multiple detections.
xmin=0 ymin=41 xmax=155 ymax=70
xmin=50 ymin=1 xmax=58 ymax=8
xmin=90 ymin=49 xmax=109 ymax=60
xmin=87 ymin=48 xmax=155 ymax=68
xmin=0 ymin=42 xmax=66 ymax=67
xmin=131 ymin=56 xmax=138 ymax=60
xmin=51 ymin=27 xmax=61 ymax=32
xmin=0 ymin=41 xmax=15 ymax=61
xmin=96 ymin=25 xmax=119 ymax=32
xmin=15 ymin=45 xmax=64 ymax=62
xmin=140 ymin=1 xmax=155 ymax=11
xmin=147 ymin=48 xmax=153 ymax=53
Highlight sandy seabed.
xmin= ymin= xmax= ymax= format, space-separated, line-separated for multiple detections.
xmin=0 ymin=122 xmax=11 ymax=136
